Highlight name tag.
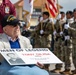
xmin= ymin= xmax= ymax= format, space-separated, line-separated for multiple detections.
xmin=5 ymin=6 xmax=10 ymax=14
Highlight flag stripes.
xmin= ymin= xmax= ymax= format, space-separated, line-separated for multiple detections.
xmin=45 ymin=0 xmax=58 ymax=18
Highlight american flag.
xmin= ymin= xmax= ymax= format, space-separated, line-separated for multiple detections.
xmin=45 ymin=0 xmax=58 ymax=18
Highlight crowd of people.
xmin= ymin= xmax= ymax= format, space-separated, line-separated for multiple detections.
xmin=29 ymin=9 xmax=76 ymax=75
xmin=0 ymin=0 xmax=76 ymax=75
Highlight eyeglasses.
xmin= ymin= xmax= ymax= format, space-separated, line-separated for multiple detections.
xmin=10 ymin=24 xmax=20 ymax=27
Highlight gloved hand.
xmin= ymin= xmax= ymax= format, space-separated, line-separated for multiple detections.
xmin=53 ymin=30 xmax=56 ymax=36
xmin=65 ymin=35 xmax=70 ymax=40
xmin=56 ymin=14 xmax=61 ymax=20
xmin=64 ymin=23 xmax=70 ymax=29
xmin=40 ymin=30 xmax=44 ymax=34
xmin=60 ymin=31 xmax=63 ymax=36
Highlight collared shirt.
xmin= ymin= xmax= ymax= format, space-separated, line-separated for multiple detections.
xmin=7 ymin=35 xmax=19 ymax=42
xmin=7 ymin=35 xmax=21 ymax=49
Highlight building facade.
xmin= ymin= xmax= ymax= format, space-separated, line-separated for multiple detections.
xmin=14 ymin=0 xmax=63 ymax=26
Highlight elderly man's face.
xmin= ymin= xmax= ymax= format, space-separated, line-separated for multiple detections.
xmin=3 ymin=25 xmax=20 ymax=38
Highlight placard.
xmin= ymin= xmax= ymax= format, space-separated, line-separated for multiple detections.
xmin=0 ymin=48 xmax=63 ymax=65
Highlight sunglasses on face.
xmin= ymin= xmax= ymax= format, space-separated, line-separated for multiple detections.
xmin=9 ymin=23 xmax=20 ymax=27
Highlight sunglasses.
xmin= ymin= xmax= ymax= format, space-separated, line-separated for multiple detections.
xmin=10 ymin=23 xmax=20 ymax=27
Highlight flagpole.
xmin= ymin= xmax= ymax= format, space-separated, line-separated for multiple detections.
xmin=57 ymin=0 xmax=62 ymax=32
xmin=23 ymin=0 xmax=34 ymax=29
xmin=40 ymin=0 xmax=44 ymax=30
xmin=57 ymin=0 xmax=60 ymax=14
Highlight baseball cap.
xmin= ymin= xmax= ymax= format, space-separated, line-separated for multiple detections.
xmin=1 ymin=15 xmax=20 ymax=28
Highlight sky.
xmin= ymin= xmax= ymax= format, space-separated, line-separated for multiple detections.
xmin=10 ymin=0 xmax=76 ymax=13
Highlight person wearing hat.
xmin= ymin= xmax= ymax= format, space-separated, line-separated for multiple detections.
xmin=0 ymin=0 xmax=16 ymax=34
xmin=0 ymin=15 xmax=49 ymax=75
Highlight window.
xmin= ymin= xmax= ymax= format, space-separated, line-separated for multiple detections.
xmin=32 ymin=8 xmax=42 ymax=18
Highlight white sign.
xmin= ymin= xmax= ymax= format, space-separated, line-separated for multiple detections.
xmin=0 ymin=48 xmax=63 ymax=65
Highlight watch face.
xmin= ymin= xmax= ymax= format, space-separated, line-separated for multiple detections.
xmin=5 ymin=6 xmax=10 ymax=14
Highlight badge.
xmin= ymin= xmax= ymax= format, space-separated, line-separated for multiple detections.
xmin=5 ymin=6 xmax=10 ymax=14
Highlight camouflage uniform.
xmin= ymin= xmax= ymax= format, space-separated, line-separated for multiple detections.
xmin=68 ymin=22 xmax=76 ymax=70
xmin=62 ymin=11 xmax=73 ymax=72
xmin=33 ymin=19 xmax=53 ymax=50
xmin=32 ymin=19 xmax=54 ymax=71
xmin=54 ymin=19 xmax=65 ymax=70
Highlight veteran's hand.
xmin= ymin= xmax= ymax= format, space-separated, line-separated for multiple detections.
xmin=36 ymin=62 xmax=44 ymax=69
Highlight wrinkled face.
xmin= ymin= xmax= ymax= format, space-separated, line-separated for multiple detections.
xmin=3 ymin=24 xmax=20 ymax=38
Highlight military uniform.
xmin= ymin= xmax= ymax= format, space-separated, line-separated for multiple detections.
xmin=32 ymin=19 xmax=55 ymax=71
xmin=58 ymin=20 xmax=73 ymax=75
xmin=68 ymin=21 xmax=76 ymax=74
xmin=53 ymin=19 xmax=65 ymax=71
xmin=60 ymin=11 xmax=74 ymax=75
xmin=33 ymin=19 xmax=53 ymax=50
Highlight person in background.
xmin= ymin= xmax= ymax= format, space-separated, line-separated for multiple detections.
xmin=32 ymin=11 xmax=56 ymax=71
xmin=0 ymin=0 xmax=16 ymax=34
xmin=60 ymin=11 xmax=73 ymax=75
xmin=0 ymin=14 xmax=49 ymax=75
xmin=33 ymin=11 xmax=55 ymax=50
xmin=68 ymin=8 xmax=76 ymax=74
xmin=51 ymin=11 xmax=66 ymax=74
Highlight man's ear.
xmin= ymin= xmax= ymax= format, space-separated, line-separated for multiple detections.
xmin=3 ymin=27 xmax=7 ymax=32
